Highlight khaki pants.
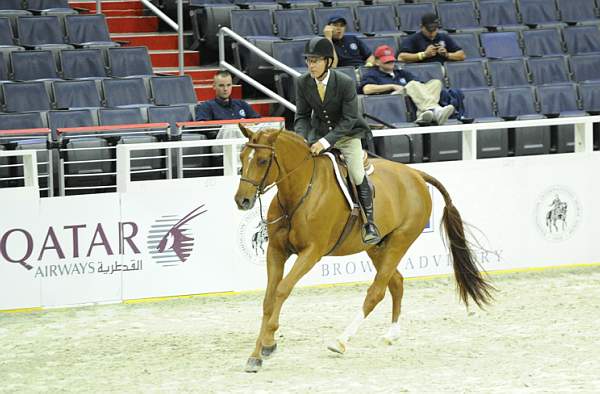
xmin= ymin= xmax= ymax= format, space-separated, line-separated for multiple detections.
xmin=405 ymin=79 xmax=442 ymax=115
xmin=334 ymin=136 xmax=364 ymax=185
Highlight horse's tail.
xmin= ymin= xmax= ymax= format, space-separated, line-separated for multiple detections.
xmin=416 ymin=170 xmax=495 ymax=309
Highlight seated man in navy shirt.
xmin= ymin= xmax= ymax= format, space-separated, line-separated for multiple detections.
xmin=323 ymin=15 xmax=375 ymax=68
xmin=398 ymin=13 xmax=465 ymax=64
xmin=361 ymin=45 xmax=455 ymax=125
xmin=195 ymin=70 xmax=260 ymax=121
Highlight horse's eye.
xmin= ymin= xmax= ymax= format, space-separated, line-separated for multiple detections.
xmin=258 ymin=159 xmax=268 ymax=166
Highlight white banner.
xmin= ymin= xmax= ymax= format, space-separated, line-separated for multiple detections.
xmin=1 ymin=153 xmax=598 ymax=310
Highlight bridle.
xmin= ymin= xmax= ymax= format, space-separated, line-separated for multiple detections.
xmin=239 ymin=137 xmax=315 ymax=226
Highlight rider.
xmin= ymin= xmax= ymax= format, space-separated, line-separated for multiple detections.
xmin=549 ymin=194 xmax=562 ymax=210
xmin=294 ymin=37 xmax=381 ymax=245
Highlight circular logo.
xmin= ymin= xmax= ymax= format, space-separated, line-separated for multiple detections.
xmin=534 ymin=186 xmax=581 ymax=242
xmin=349 ymin=42 xmax=358 ymax=51
xmin=238 ymin=208 xmax=269 ymax=266
xmin=239 ymin=109 xmax=246 ymax=117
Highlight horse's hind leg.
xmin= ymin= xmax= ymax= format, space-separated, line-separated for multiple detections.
xmin=328 ymin=229 xmax=413 ymax=353
xmin=381 ymin=270 xmax=404 ymax=345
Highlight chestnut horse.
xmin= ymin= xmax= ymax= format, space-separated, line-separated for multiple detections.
xmin=234 ymin=125 xmax=493 ymax=373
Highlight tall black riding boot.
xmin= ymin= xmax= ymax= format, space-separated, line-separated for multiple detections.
xmin=357 ymin=176 xmax=381 ymax=245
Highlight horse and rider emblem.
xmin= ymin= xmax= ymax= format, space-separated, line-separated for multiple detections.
xmin=535 ymin=187 xmax=581 ymax=242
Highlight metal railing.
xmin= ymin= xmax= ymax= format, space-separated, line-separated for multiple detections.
xmin=218 ymin=26 xmax=301 ymax=112
xmin=0 ymin=150 xmax=39 ymax=193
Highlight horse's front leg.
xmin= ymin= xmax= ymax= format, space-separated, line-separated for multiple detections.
xmin=261 ymin=248 xmax=320 ymax=353
xmin=245 ymin=243 xmax=289 ymax=373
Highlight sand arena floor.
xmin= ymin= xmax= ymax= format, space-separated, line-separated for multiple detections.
xmin=1 ymin=265 xmax=599 ymax=393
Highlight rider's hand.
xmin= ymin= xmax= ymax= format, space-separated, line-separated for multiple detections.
xmin=310 ymin=141 xmax=326 ymax=155
xmin=323 ymin=25 xmax=334 ymax=40
xmin=424 ymin=44 xmax=437 ymax=58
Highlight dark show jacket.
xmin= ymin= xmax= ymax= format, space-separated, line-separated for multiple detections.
xmin=294 ymin=69 xmax=370 ymax=146
xmin=195 ymin=97 xmax=260 ymax=121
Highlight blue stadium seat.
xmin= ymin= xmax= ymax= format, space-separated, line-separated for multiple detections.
xmin=0 ymin=52 xmax=9 ymax=81
xmin=528 ymin=56 xmax=570 ymax=85
xmin=0 ymin=0 xmax=25 ymax=10
xmin=10 ymin=50 xmax=60 ymax=80
xmin=479 ymin=0 xmax=524 ymax=31
xmin=356 ymin=5 xmax=398 ymax=35
xmin=436 ymin=0 xmax=483 ymax=32
xmin=557 ymin=0 xmax=600 ymax=25
xmin=52 ymin=80 xmax=102 ymax=109
xmin=487 ymin=58 xmax=529 ymax=87
xmin=272 ymin=39 xmax=308 ymax=69
xmin=518 ymin=0 xmax=564 ymax=28
xmin=48 ymin=109 xmax=96 ymax=133
xmin=361 ymin=36 xmax=398 ymax=57
xmin=3 ymin=81 xmax=51 ymax=112
xmin=0 ymin=112 xmax=44 ymax=130
xmin=150 ymin=75 xmax=197 ymax=106
xmin=314 ymin=7 xmax=357 ymax=33
xmin=108 ymin=46 xmax=154 ymax=77
xmin=230 ymin=9 xmax=275 ymax=37
xmin=446 ymin=61 xmax=488 ymax=89
xmin=0 ymin=17 xmax=18 ymax=47
xmin=569 ymin=53 xmax=600 ymax=82
xmin=273 ymin=9 xmax=314 ymax=38
xmin=402 ymin=62 xmax=444 ymax=83
xmin=480 ymin=32 xmax=522 ymax=59
xmin=147 ymin=105 xmax=193 ymax=133
xmin=579 ymin=80 xmax=600 ymax=113
xmin=16 ymin=15 xmax=73 ymax=49
xmin=522 ymin=28 xmax=564 ymax=57
xmin=563 ymin=26 xmax=600 ymax=55
xmin=396 ymin=3 xmax=435 ymax=33
xmin=65 ymin=14 xmax=119 ymax=48
xmin=102 ymin=78 xmax=151 ymax=107
xmin=27 ymin=0 xmax=76 ymax=15
xmin=60 ymin=48 xmax=107 ymax=79
xmin=98 ymin=107 xmax=144 ymax=125
xmin=448 ymin=32 xmax=482 ymax=60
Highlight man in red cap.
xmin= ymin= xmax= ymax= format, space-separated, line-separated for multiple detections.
xmin=361 ymin=45 xmax=455 ymax=125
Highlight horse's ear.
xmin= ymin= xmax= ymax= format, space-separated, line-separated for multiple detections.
xmin=266 ymin=128 xmax=283 ymax=144
xmin=239 ymin=123 xmax=253 ymax=139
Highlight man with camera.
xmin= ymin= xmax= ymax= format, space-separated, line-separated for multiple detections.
xmin=398 ymin=13 xmax=465 ymax=64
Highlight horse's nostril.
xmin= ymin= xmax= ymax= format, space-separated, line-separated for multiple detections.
xmin=242 ymin=198 xmax=251 ymax=208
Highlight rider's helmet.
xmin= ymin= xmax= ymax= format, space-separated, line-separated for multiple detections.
xmin=304 ymin=37 xmax=334 ymax=61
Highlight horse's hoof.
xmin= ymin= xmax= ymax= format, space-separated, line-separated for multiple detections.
xmin=327 ymin=339 xmax=347 ymax=354
xmin=381 ymin=335 xmax=396 ymax=346
xmin=261 ymin=343 xmax=277 ymax=359
xmin=244 ymin=357 xmax=263 ymax=373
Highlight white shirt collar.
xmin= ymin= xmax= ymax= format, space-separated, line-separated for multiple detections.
xmin=315 ymin=70 xmax=330 ymax=86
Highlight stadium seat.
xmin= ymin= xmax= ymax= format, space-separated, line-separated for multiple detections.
xmin=65 ymin=14 xmax=119 ymax=48
xmin=446 ymin=61 xmax=488 ymax=89
xmin=487 ymin=58 xmax=529 ymax=87
xmin=108 ymin=46 xmax=154 ymax=77
xmin=62 ymin=137 xmax=113 ymax=190
xmin=179 ymin=132 xmax=213 ymax=177
xmin=436 ymin=0 xmax=483 ymax=32
xmin=230 ymin=9 xmax=275 ymax=37
xmin=522 ymin=28 xmax=564 ymax=57
xmin=16 ymin=15 xmax=73 ymax=49
xmin=461 ymin=87 xmax=508 ymax=158
xmin=495 ymin=85 xmax=551 ymax=156
xmin=147 ymin=105 xmax=193 ymax=133
xmin=356 ymin=5 xmax=399 ymax=35
xmin=0 ymin=0 xmax=25 ymax=10
xmin=448 ymin=32 xmax=482 ymax=60
xmin=272 ymin=39 xmax=308 ymax=69
xmin=27 ymin=0 xmax=76 ymax=15
xmin=48 ymin=109 xmax=96 ymax=133
xmin=149 ymin=75 xmax=197 ymax=106
xmin=361 ymin=94 xmax=422 ymax=163
xmin=0 ymin=17 xmax=19 ymax=47
xmin=479 ymin=0 xmax=524 ymax=31
xmin=528 ymin=56 xmax=570 ymax=85
xmin=402 ymin=62 xmax=444 ymax=84
xmin=557 ymin=0 xmax=600 ymax=25
xmin=52 ymin=80 xmax=102 ymax=109
xmin=3 ymin=81 xmax=51 ymax=112
xmin=518 ymin=0 xmax=564 ymax=28
xmin=10 ymin=50 xmax=60 ymax=80
xmin=563 ymin=26 xmax=600 ymax=55
xmin=314 ymin=7 xmax=357 ymax=33
xmin=98 ymin=107 xmax=145 ymax=125
xmin=273 ymin=9 xmax=314 ymax=39
xmin=102 ymin=78 xmax=151 ymax=108
xmin=60 ymin=48 xmax=107 ymax=79
xmin=0 ymin=52 xmax=8 ymax=81
xmin=480 ymin=32 xmax=522 ymax=59
xmin=118 ymin=134 xmax=165 ymax=181
xmin=579 ymin=80 xmax=600 ymax=113
xmin=569 ymin=53 xmax=600 ymax=82
xmin=361 ymin=36 xmax=398 ymax=57
xmin=0 ymin=112 xmax=45 ymax=129
xmin=396 ymin=3 xmax=435 ymax=33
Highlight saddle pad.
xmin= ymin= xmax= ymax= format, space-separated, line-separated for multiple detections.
xmin=323 ymin=152 xmax=355 ymax=211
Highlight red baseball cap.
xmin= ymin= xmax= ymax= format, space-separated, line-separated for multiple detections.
xmin=374 ymin=45 xmax=396 ymax=63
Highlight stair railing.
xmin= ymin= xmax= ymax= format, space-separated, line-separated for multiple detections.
xmin=218 ymin=26 xmax=300 ymax=112
xmin=95 ymin=0 xmax=185 ymax=75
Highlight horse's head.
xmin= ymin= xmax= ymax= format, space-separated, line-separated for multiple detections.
xmin=234 ymin=124 xmax=282 ymax=211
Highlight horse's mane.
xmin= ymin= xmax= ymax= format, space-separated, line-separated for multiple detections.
xmin=258 ymin=128 xmax=310 ymax=151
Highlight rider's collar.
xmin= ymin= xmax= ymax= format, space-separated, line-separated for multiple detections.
xmin=315 ymin=70 xmax=330 ymax=86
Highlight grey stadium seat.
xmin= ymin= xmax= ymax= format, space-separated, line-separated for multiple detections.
xmin=402 ymin=62 xmax=444 ymax=84
xmin=65 ymin=14 xmax=119 ymax=48
xmin=98 ymin=107 xmax=145 ymax=125
xmin=10 ymin=50 xmax=60 ymax=80
xmin=60 ymin=48 xmax=108 ymax=79
xmin=528 ymin=56 xmax=570 ymax=86
xmin=522 ymin=28 xmax=564 ymax=57
xmin=16 ymin=15 xmax=73 ymax=50
xmin=563 ymin=26 xmax=600 ymax=55
xmin=396 ymin=3 xmax=435 ymax=33
xmin=52 ymin=80 xmax=102 ymax=109
xmin=273 ymin=9 xmax=314 ymax=39
xmin=569 ymin=54 xmax=600 ymax=82
xmin=487 ymin=58 xmax=529 ymax=87
xmin=147 ymin=105 xmax=193 ymax=134
xmin=102 ymin=78 xmax=151 ymax=108
xmin=150 ymin=75 xmax=197 ymax=105
xmin=108 ymin=46 xmax=154 ymax=77
xmin=446 ymin=61 xmax=488 ymax=89
xmin=3 ymin=81 xmax=51 ymax=112
xmin=462 ymin=87 xmax=508 ymax=158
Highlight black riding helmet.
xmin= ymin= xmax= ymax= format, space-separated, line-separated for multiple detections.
xmin=303 ymin=37 xmax=335 ymax=78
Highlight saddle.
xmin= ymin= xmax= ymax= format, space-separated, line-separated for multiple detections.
xmin=322 ymin=149 xmax=375 ymax=255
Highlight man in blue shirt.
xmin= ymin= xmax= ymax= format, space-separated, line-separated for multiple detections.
xmin=399 ymin=13 xmax=465 ymax=64
xmin=323 ymin=15 xmax=375 ymax=68
xmin=362 ymin=45 xmax=455 ymax=125
xmin=195 ymin=70 xmax=261 ymax=121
